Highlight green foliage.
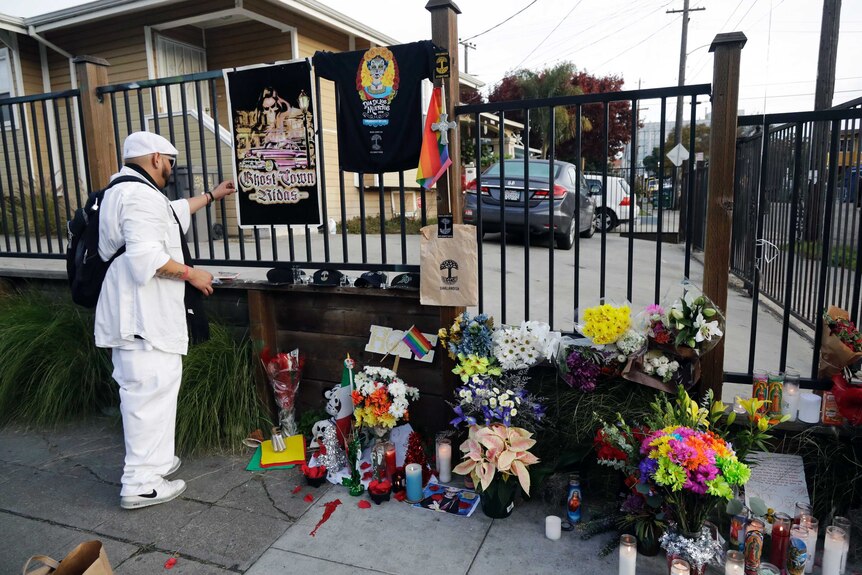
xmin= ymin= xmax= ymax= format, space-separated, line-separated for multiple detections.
xmin=0 ymin=178 xmax=68 ymax=238
xmin=336 ymin=215 xmax=437 ymax=235
xmin=0 ymin=290 xmax=114 ymax=424
xmin=791 ymin=241 xmax=857 ymax=271
xmin=0 ymin=289 xmax=268 ymax=454
xmin=176 ymin=324 xmax=270 ymax=454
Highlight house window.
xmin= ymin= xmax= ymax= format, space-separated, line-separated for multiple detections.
xmin=0 ymin=47 xmax=14 ymax=124
xmin=154 ymin=35 xmax=208 ymax=115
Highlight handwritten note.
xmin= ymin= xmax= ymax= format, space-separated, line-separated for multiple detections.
xmin=744 ymin=451 xmax=809 ymax=517
xmin=365 ymin=325 xmax=437 ymax=363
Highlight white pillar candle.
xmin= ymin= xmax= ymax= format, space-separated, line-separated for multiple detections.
xmin=405 ymin=463 xmax=423 ymax=502
xmin=823 ymin=526 xmax=846 ymax=575
xmin=832 ymin=516 xmax=851 ymax=575
xmin=619 ymin=534 xmax=636 ymax=575
xmin=437 ymin=439 xmax=452 ymax=483
xmin=798 ymin=393 xmax=821 ymax=424
xmin=801 ymin=515 xmax=819 ymax=574
xmin=725 ymin=550 xmax=744 ymax=575
xmin=545 ymin=515 xmax=562 ymax=541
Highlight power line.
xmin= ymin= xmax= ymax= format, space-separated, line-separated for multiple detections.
xmin=594 ymin=14 xmax=680 ymax=70
xmin=513 ymin=0 xmax=583 ymax=70
xmin=738 ymin=88 xmax=862 ymax=101
xmin=460 ymin=0 xmax=540 ymax=42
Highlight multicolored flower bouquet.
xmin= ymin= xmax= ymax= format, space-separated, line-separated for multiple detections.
xmin=556 ymin=302 xmax=646 ymax=392
xmin=450 ymin=372 xmax=545 ymax=429
xmin=439 ymin=312 xmax=500 ymax=381
xmin=453 ymin=423 xmax=539 ymax=495
xmin=351 ymin=366 xmax=419 ymax=434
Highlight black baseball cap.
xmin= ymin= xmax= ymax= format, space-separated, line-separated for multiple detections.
xmin=389 ymin=272 xmax=420 ymax=290
xmin=354 ymin=271 xmax=387 ymax=288
xmin=266 ymin=268 xmax=306 ymax=284
xmin=312 ymin=268 xmax=344 ymax=286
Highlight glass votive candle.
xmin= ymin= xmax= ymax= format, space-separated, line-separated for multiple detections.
xmin=758 ymin=563 xmax=780 ymax=575
xmin=767 ymin=371 xmax=784 ymax=418
xmin=619 ymin=534 xmax=636 ymax=575
xmin=436 ymin=437 xmax=452 ymax=483
xmin=726 ymin=550 xmax=744 ymax=575
xmin=800 ymin=515 xmax=819 ymax=574
xmin=670 ymin=558 xmax=691 ymax=575
xmin=788 ymin=525 xmax=810 ymax=575
xmin=783 ymin=369 xmax=801 ymax=421
xmin=794 ymin=502 xmax=813 ymax=524
xmin=545 ymin=515 xmax=562 ymax=541
xmin=798 ymin=392 xmax=821 ymax=423
xmin=823 ymin=526 xmax=847 ymax=575
xmin=832 ymin=516 xmax=851 ymax=575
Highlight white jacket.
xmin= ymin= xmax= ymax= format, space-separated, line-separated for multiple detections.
xmin=95 ymin=166 xmax=192 ymax=355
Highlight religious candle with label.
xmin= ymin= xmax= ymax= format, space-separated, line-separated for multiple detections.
xmin=744 ymin=518 xmax=765 ymax=575
xmin=384 ymin=442 xmax=396 ymax=482
xmin=787 ymin=525 xmax=809 ymax=575
xmin=822 ymin=526 xmax=846 ymax=575
xmin=752 ymin=370 xmax=769 ymax=413
xmin=767 ymin=371 xmax=784 ymax=418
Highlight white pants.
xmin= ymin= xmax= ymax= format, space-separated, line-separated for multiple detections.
xmin=112 ymin=347 xmax=182 ymax=496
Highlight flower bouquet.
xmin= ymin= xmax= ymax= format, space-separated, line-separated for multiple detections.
xmin=453 ymin=423 xmax=539 ymax=518
xmin=491 ymin=320 xmax=561 ymax=371
xmin=819 ymin=305 xmax=862 ymax=378
xmin=450 ymin=372 xmax=545 ymax=429
xmin=438 ymin=312 xmax=502 ymax=381
xmin=261 ymin=348 xmax=304 ymax=436
xmin=368 ymin=479 xmax=392 ymax=504
xmin=352 ymin=366 xmax=419 ymax=441
xmin=557 ymin=302 xmax=645 ymax=392
xmin=655 ymin=282 xmax=725 ymax=357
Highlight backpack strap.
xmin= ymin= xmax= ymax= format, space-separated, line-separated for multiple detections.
xmin=97 ymin=175 xmax=156 ymax=262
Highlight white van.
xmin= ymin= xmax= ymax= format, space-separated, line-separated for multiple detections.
xmin=584 ymin=174 xmax=633 ymax=231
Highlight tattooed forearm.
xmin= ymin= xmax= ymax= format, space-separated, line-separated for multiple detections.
xmin=156 ymin=268 xmax=186 ymax=279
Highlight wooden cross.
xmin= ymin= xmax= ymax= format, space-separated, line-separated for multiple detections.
xmin=431 ymin=113 xmax=457 ymax=146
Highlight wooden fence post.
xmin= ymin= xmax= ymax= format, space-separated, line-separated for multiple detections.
xmin=74 ymin=56 xmax=117 ymax=190
xmin=700 ymin=32 xmax=747 ymax=398
xmin=427 ymin=0 xmax=464 ymax=397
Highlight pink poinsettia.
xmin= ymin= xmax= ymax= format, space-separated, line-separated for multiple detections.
xmin=453 ymin=423 xmax=539 ymax=495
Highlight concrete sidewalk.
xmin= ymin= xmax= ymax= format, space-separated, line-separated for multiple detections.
xmin=1 ymin=419 xmax=672 ymax=574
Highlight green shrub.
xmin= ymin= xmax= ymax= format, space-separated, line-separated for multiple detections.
xmin=0 ymin=289 xmax=269 ymax=454
xmin=0 ymin=178 xmax=68 ymax=238
xmin=336 ymin=215 xmax=437 ymax=235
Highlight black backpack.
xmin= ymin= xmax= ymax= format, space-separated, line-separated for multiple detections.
xmin=66 ymin=176 xmax=140 ymax=308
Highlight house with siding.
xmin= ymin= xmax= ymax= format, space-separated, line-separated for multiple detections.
xmin=0 ymin=0 xmax=483 ymax=241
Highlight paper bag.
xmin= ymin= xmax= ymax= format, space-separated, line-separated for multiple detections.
xmin=23 ymin=541 xmax=113 ymax=575
xmin=419 ymin=224 xmax=478 ymax=307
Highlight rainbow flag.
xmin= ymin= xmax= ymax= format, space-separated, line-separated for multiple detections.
xmin=416 ymin=86 xmax=452 ymax=189
xmin=402 ymin=325 xmax=434 ymax=358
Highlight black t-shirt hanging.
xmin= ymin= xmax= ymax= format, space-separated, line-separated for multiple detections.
xmin=313 ymin=41 xmax=436 ymax=173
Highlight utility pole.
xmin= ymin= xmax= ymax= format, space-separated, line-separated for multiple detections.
xmin=667 ymin=1 xmax=704 ymax=208
xmin=459 ymin=40 xmax=476 ymax=74
xmin=806 ymin=0 xmax=842 ymax=241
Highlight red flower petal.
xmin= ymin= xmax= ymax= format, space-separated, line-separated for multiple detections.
xmin=394 ymin=490 xmax=407 ymax=502
xmin=360 ymin=462 xmax=371 ymax=470
xmin=358 ymin=500 xmax=371 ymax=509
xmin=362 ymin=471 xmax=373 ymax=480
xmin=429 ymin=484 xmax=440 ymax=492
xmin=292 ymin=485 xmax=302 ymax=494
xmin=304 ymin=494 xmax=314 ymax=503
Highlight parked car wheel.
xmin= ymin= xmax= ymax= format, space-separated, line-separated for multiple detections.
xmin=596 ymin=208 xmax=618 ymax=232
xmin=580 ymin=216 xmax=596 ymax=238
xmin=556 ymin=217 xmax=577 ymax=250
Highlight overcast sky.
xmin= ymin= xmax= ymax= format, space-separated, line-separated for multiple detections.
xmin=7 ymin=0 xmax=862 ymax=120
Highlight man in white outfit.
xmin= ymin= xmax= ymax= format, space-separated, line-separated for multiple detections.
xmin=95 ymin=131 xmax=235 ymax=509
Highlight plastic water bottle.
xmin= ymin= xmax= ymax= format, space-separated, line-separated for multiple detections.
xmin=566 ymin=474 xmax=582 ymax=524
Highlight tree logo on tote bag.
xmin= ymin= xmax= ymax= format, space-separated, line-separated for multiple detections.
xmin=440 ymin=260 xmax=459 ymax=285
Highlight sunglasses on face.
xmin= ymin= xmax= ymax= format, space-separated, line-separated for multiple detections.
xmin=165 ymin=155 xmax=176 ymax=169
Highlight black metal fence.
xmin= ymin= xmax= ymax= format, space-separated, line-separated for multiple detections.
xmin=0 ymin=89 xmax=89 ymax=259
xmin=732 ymin=105 xmax=862 ymax=376
xmin=455 ymin=84 xmax=712 ymax=329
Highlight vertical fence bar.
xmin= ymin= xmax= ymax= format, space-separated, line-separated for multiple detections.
xmin=748 ymin=119 xmax=771 ymax=373
xmin=11 ymin=105 xmax=32 ymax=252
xmin=574 ymin=104 xmax=582 ymax=322
xmin=684 ymin=96 xmax=697 ymax=277
xmin=194 ymin=80 xmax=214 ymax=258
xmin=0 ymin=102 xmax=13 ymax=251
xmin=627 ymin=99 xmax=637 ymax=302
xmin=656 ymin=97 xmax=667 ymax=302
xmin=42 ymin=100 xmax=63 ymax=252
xmin=811 ymin=120 xmax=842 ymax=378
xmin=779 ymin=123 xmax=805 ymax=369
xmin=72 ymin=93 xmax=89 ymax=214
xmin=599 ymin=103 xmax=609 ymax=299
xmin=53 ymin=99 xmax=72 ymax=224
xmin=523 ymin=108 xmax=531 ymax=320
xmin=398 ymin=171 xmax=407 ymax=264
xmin=314 ymin=72 xmax=331 ymax=263
xmin=547 ymin=106 xmax=555 ymax=328
xmin=209 ymin=76 xmax=230 ymax=260
xmin=498 ymin=109 xmax=506 ymax=324
xmin=475 ymin=112 xmax=484 ymax=313
xmin=30 ymin=101 xmax=51 ymax=253
xmin=378 ymin=172 xmax=387 ymax=263
xmin=339 ymin=169 xmax=349 ymax=262
xmin=358 ymin=175 xmax=368 ymax=263
xmin=178 ymin=85 xmax=200 ymax=258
